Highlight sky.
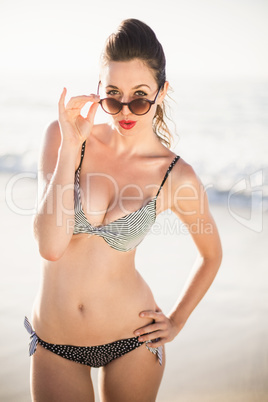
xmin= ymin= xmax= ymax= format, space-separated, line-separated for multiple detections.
xmin=1 ymin=0 xmax=268 ymax=79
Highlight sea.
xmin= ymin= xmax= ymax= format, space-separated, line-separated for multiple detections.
xmin=1 ymin=71 xmax=267 ymax=211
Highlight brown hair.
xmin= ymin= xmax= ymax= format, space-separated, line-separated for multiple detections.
xmin=100 ymin=19 xmax=173 ymax=148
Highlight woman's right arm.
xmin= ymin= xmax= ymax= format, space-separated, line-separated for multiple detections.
xmin=33 ymin=89 xmax=99 ymax=261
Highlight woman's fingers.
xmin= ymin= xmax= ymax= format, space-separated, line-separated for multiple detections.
xmin=139 ymin=310 xmax=163 ymax=320
xmin=146 ymin=338 xmax=164 ymax=348
xmin=134 ymin=322 xmax=164 ymax=337
xmin=58 ymin=89 xmax=100 ymax=142
xmin=138 ymin=331 xmax=163 ymax=343
xmin=58 ymin=87 xmax=67 ymax=114
xmin=136 ymin=328 xmax=164 ymax=342
xmin=65 ymin=94 xmax=99 ymax=111
xmin=134 ymin=310 xmax=166 ymax=341
xmin=134 ymin=309 xmax=178 ymax=346
xmin=86 ymin=99 xmax=100 ymax=123
xmin=59 ymin=90 xmax=99 ymax=115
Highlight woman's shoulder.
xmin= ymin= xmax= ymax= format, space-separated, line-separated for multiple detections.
xmin=39 ymin=120 xmax=61 ymax=154
xmin=40 ymin=121 xmax=109 ymax=157
xmin=171 ymin=154 xmax=203 ymax=190
xmin=43 ymin=121 xmax=107 ymax=142
xmin=167 ymin=155 xmax=208 ymax=218
xmin=90 ymin=123 xmax=112 ymax=143
xmin=41 ymin=120 xmax=61 ymax=149
xmin=44 ymin=119 xmax=61 ymax=136
xmin=37 ymin=121 xmax=62 ymax=177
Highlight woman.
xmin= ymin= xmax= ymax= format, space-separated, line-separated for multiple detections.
xmin=25 ymin=19 xmax=222 ymax=402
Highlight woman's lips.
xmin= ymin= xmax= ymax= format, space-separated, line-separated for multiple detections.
xmin=119 ymin=120 xmax=137 ymax=130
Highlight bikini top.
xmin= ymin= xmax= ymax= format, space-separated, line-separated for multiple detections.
xmin=73 ymin=142 xmax=180 ymax=252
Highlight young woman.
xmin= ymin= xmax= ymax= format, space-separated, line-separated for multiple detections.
xmin=25 ymin=19 xmax=222 ymax=402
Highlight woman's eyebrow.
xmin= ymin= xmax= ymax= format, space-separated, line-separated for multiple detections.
xmin=105 ymin=84 xmax=151 ymax=90
xmin=106 ymin=85 xmax=118 ymax=89
xmin=132 ymin=84 xmax=151 ymax=90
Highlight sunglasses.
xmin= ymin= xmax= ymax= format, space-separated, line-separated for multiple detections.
xmin=97 ymin=82 xmax=161 ymax=116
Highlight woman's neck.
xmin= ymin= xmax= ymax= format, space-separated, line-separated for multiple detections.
xmin=107 ymin=122 xmax=163 ymax=157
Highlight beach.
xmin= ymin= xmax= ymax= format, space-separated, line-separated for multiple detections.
xmin=1 ymin=0 xmax=268 ymax=399
xmin=0 ymin=173 xmax=267 ymax=402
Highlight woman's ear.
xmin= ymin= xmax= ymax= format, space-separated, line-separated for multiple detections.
xmin=158 ymin=81 xmax=169 ymax=104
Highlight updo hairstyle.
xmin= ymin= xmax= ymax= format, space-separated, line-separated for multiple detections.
xmin=100 ymin=19 xmax=173 ymax=148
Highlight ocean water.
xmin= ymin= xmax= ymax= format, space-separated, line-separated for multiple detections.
xmin=1 ymin=71 xmax=267 ymax=208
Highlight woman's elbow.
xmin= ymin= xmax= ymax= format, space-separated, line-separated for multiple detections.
xmin=201 ymin=242 xmax=223 ymax=271
xmin=215 ymin=236 xmax=223 ymax=268
xmin=211 ymin=245 xmax=223 ymax=272
xmin=33 ymin=228 xmax=68 ymax=261
xmin=33 ymin=218 xmax=70 ymax=261
xmin=37 ymin=242 xmax=66 ymax=261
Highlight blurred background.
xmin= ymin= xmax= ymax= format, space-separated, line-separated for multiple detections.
xmin=0 ymin=0 xmax=267 ymax=401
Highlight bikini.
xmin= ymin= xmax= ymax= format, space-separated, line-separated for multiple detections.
xmin=25 ymin=142 xmax=180 ymax=367
xmin=73 ymin=141 xmax=180 ymax=251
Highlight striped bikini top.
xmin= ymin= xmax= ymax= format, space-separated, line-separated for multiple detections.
xmin=73 ymin=142 xmax=180 ymax=252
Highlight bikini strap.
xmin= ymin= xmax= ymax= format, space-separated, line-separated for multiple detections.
xmin=156 ymin=155 xmax=180 ymax=198
xmin=76 ymin=141 xmax=86 ymax=172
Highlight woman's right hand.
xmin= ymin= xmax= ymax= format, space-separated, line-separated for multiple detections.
xmin=58 ymin=87 xmax=100 ymax=146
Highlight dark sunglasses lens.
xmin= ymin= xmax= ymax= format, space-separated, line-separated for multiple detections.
xmin=101 ymin=98 xmax=121 ymax=114
xmin=130 ymin=99 xmax=150 ymax=115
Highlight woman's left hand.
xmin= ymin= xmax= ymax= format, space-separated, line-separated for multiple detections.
xmin=134 ymin=307 xmax=183 ymax=348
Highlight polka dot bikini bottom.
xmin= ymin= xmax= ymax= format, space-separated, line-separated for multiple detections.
xmin=24 ymin=317 xmax=162 ymax=367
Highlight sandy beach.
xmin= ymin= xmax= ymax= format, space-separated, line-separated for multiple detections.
xmin=0 ymin=172 xmax=267 ymax=402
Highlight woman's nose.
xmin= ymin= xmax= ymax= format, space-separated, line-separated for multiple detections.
xmin=121 ymin=103 xmax=131 ymax=115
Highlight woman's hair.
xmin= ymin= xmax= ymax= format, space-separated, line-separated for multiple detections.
xmin=100 ymin=19 xmax=173 ymax=148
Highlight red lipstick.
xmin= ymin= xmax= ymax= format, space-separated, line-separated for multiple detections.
xmin=119 ymin=120 xmax=137 ymax=130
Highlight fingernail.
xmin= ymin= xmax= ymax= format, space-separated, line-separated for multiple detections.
xmin=135 ymin=331 xmax=140 ymax=336
xmin=140 ymin=313 xmax=144 ymax=317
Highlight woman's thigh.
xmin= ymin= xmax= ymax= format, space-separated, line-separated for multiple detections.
xmin=31 ymin=344 xmax=95 ymax=402
xmin=98 ymin=343 xmax=165 ymax=402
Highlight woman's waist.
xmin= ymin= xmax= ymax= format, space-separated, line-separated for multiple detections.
xmin=32 ymin=273 xmax=156 ymax=346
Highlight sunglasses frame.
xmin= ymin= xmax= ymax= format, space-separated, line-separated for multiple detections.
xmin=97 ymin=81 xmax=161 ymax=116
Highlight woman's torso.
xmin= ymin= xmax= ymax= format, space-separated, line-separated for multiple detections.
xmin=32 ymin=124 xmax=179 ymax=346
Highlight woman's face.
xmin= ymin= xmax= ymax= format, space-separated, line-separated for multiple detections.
xmin=99 ymin=59 xmax=168 ymax=137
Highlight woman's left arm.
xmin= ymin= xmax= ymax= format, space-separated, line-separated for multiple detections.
xmin=134 ymin=162 xmax=222 ymax=347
